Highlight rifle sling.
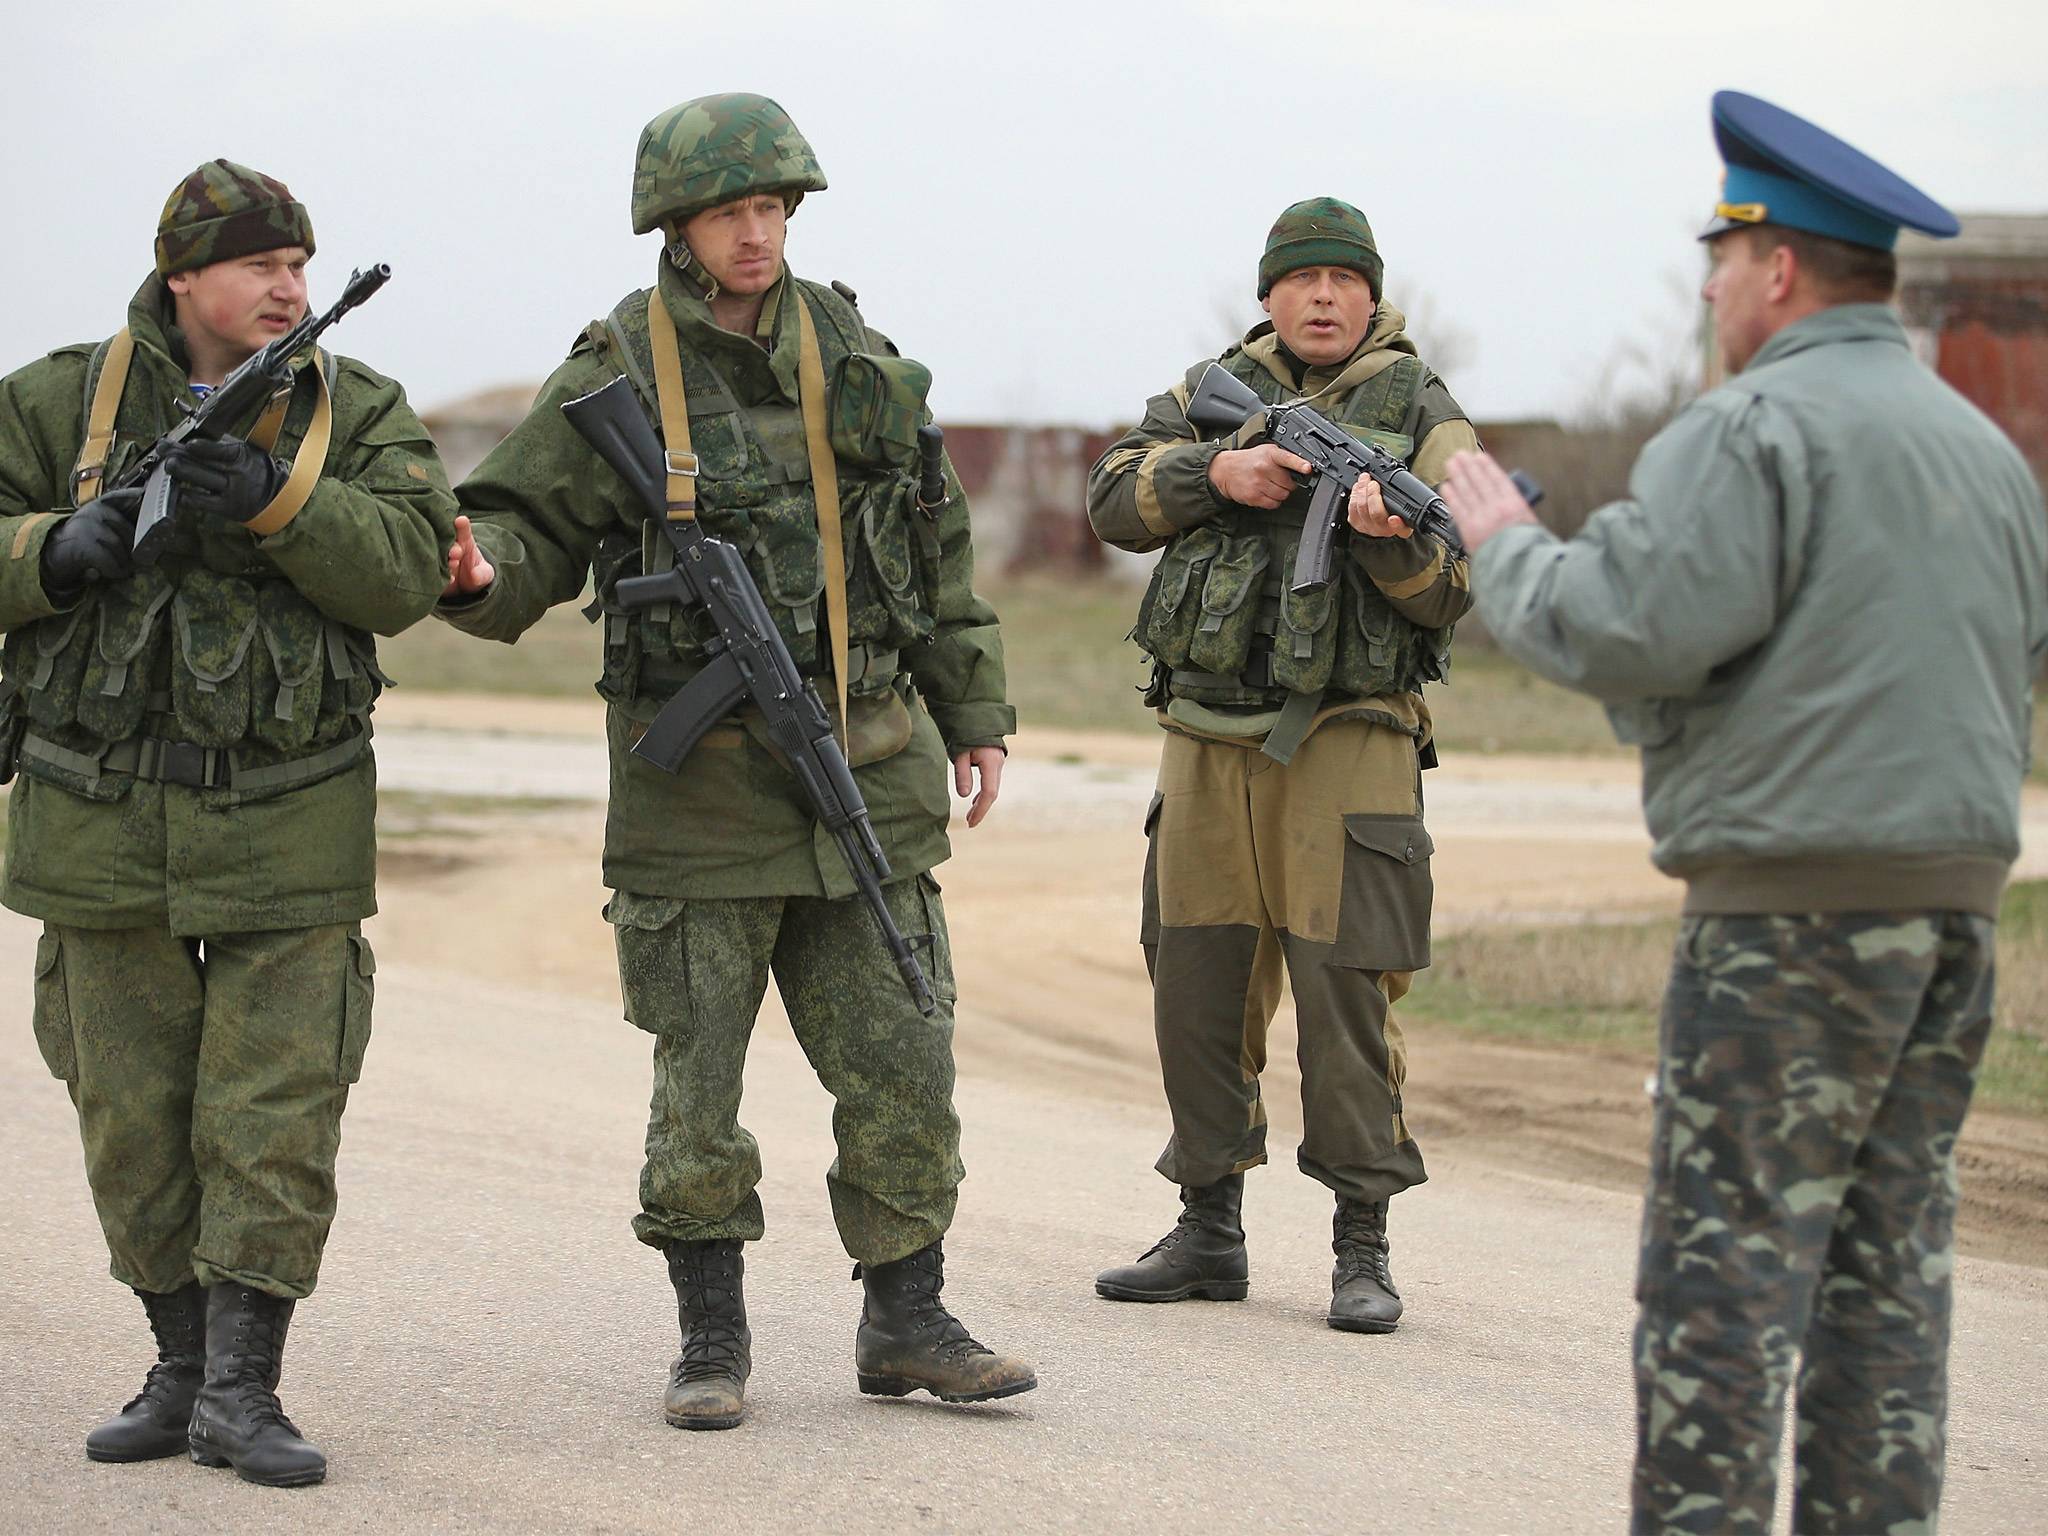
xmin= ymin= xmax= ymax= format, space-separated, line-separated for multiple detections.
xmin=794 ymin=297 xmax=850 ymax=756
xmin=70 ymin=327 xmax=328 ymax=536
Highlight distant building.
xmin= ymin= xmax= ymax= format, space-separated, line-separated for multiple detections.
xmin=1897 ymin=213 xmax=2048 ymax=476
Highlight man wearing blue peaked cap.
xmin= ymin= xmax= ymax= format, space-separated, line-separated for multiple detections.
xmin=1438 ymin=93 xmax=2048 ymax=1535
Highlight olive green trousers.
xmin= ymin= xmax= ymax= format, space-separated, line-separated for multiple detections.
xmin=1141 ymin=718 xmax=1432 ymax=1202
xmin=611 ymin=876 xmax=964 ymax=1266
xmin=29 ymin=921 xmax=373 ymax=1299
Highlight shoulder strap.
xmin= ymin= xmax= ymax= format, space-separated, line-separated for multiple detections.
xmin=71 ymin=329 xmax=136 ymax=504
xmin=645 ymin=291 xmax=699 ymax=521
xmin=244 ymin=354 xmax=332 ymax=537
xmin=795 ymin=293 xmax=849 ymax=752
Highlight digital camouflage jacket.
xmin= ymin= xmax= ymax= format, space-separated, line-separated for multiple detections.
xmin=0 ymin=274 xmax=458 ymax=933
xmin=442 ymin=263 xmax=1012 ymax=899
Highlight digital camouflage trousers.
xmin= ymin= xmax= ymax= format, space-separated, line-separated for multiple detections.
xmin=610 ymin=876 xmax=964 ymax=1266
xmin=30 ymin=921 xmax=374 ymax=1300
xmin=1633 ymin=909 xmax=1995 ymax=1535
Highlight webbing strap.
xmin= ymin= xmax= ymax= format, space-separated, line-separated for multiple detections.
xmin=22 ymin=722 xmax=366 ymax=793
xmin=795 ymin=296 xmax=850 ymax=753
xmin=244 ymin=359 xmax=331 ymax=537
xmin=646 ymin=292 xmax=699 ymax=519
xmin=1260 ymin=688 xmax=1325 ymax=766
xmin=71 ymin=329 xmax=136 ymax=503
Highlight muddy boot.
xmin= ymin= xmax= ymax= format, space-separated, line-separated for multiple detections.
xmin=1094 ymin=1173 xmax=1248 ymax=1302
xmin=662 ymin=1239 xmax=750 ymax=1430
xmin=854 ymin=1243 xmax=1036 ymax=1404
xmin=1328 ymin=1196 xmax=1403 ymax=1334
xmin=85 ymin=1283 xmax=207 ymax=1462
xmin=186 ymin=1284 xmax=326 ymax=1487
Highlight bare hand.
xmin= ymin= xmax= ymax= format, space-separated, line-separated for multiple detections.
xmin=443 ymin=514 xmax=495 ymax=597
xmin=1208 ymin=444 xmax=1311 ymax=509
xmin=952 ymin=746 xmax=1004 ymax=829
xmin=1346 ymin=476 xmax=1414 ymax=539
xmin=1439 ymin=450 xmax=1540 ymax=554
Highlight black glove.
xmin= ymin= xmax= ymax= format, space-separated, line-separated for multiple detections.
xmin=40 ymin=487 xmax=142 ymax=598
xmin=162 ymin=436 xmax=287 ymax=524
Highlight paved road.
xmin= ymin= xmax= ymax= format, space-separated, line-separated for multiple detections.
xmin=2 ymin=919 xmax=2043 ymax=1534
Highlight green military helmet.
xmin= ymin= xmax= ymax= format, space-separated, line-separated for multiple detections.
xmin=631 ymin=93 xmax=828 ymax=235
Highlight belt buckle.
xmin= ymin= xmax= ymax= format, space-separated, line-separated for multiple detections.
xmin=156 ymin=739 xmax=225 ymax=788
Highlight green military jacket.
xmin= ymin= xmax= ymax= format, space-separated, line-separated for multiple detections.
xmin=441 ymin=264 xmax=1012 ymax=900
xmin=1088 ymin=303 xmax=1477 ymax=735
xmin=1475 ymin=304 xmax=2048 ymax=917
xmin=0 ymin=275 xmax=459 ymax=933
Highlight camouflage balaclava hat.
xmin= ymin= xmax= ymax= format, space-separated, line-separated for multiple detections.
xmin=1257 ymin=197 xmax=1382 ymax=300
xmin=155 ymin=159 xmax=314 ymax=277
xmin=631 ymin=92 xmax=827 ymax=236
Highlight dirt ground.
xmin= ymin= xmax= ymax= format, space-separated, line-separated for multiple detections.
xmin=369 ymin=692 xmax=2048 ymax=1269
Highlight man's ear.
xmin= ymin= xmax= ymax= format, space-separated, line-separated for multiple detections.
xmin=1766 ymin=241 xmax=1799 ymax=304
xmin=1259 ymin=294 xmax=1273 ymax=317
xmin=166 ymin=270 xmax=194 ymax=297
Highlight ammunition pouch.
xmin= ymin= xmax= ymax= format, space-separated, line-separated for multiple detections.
xmin=829 ymin=353 xmax=932 ymax=472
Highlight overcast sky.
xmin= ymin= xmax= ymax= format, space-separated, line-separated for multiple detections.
xmin=5 ymin=1 xmax=2043 ymax=429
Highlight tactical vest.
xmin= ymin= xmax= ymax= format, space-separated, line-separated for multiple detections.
xmin=578 ymin=275 xmax=944 ymax=720
xmin=1134 ymin=347 xmax=1455 ymax=719
xmin=0 ymin=333 xmax=384 ymax=804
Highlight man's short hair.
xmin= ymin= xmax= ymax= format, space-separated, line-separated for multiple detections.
xmin=1740 ymin=224 xmax=1898 ymax=303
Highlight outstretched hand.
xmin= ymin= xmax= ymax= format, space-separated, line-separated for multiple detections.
xmin=443 ymin=514 xmax=495 ymax=597
xmin=1438 ymin=451 xmax=1540 ymax=554
xmin=952 ymin=747 xmax=1004 ymax=829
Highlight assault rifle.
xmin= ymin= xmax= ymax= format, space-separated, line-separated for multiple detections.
xmin=125 ymin=264 xmax=392 ymax=565
xmin=562 ymin=374 xmax=938 ymax=1018
xmin=1184 ymin=363 xmax=1542 ymax=596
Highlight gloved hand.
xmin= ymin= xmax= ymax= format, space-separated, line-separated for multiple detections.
xmin=40 ymin=487 xmax=142 ymax=597
xmin=162 ymin=436 xmax=286 ymax=524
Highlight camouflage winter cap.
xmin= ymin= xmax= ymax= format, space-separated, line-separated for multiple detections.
xmin=631 ymin=93 xmax=827 ymax=235
xmin=1257 ymin=197 xmax=1382 ymax=300
xmin=154 ymin=159 xmax=314 ymax=277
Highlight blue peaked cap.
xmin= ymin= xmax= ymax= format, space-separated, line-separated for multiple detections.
xmin=1701 ymin=90 xmax=1960 ymax=251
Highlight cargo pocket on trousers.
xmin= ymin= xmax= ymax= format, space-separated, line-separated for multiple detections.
xmin=607 ymin=893 xmax=692 ymax=1036
xmin=31 ymin=932 xmax=77 ymax=1082
xmin=338 ymin=932 xmax=375 ymax=1084
xmin=1332 ymin=813 xmax=1434 ymax=972
xmin=1139 ymin=792 xmax=1164 ymax=947
xmin=913 ymin=872 xmax=959 ymax=1006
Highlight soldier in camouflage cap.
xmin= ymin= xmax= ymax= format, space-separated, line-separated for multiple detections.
xmin=1087 ymin=198 xmax=1478 ymax=1336
xmin=438 ymin=92 xmax=1033 ymax=1429
xmin=154 ymin=159 xmax=316 ymax=278
xmin=1440 ymin=91 xmax=2044 ymax=1533
xmin=2 ymin=160 xmax=456 ymax=1487
xmin=1256 ymin=197 xmax=1383 ymax=303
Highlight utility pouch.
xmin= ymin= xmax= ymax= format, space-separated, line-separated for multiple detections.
xmin=1186 ymin=533 xmax=1270 ymax=676
xmin=1137 ymin=525 xmax=1224 ymax=668
xmin=1271 ymin=534 xmax=1339 ymax=693
xmin=247 ymin=583 xmax=327 ymax=752
xmin=848 ymin=480 xmax=933 ymax=652
xmin=725 ymin=498 xmax=824 ymax=670
xmin=313 ymin=622 xmax=385 ymax=739
xmin=171 ymin=570 xmax=261 ymax=750
xmin=77 ymin=567 xmax=173 ymax=742
xmin=23 ymin=606 xmax=90 ymax=733
xmin=829 ymin=353 xmax=933 ymax=471
xmin=1330 ymin=562 xmax=1399 ymax=699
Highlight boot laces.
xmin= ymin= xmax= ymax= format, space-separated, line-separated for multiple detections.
xmin=221 ymin=1305 xmax=298 ymax=1434
xmin=126 ymin=1293 xmax=202 ymax=1413
xmin=1334 ymin=1206 xmax=1392 ymax=1286
xmin=673 ymin=1258 xmax=746 ymax=1384
xmin=894 ymin=1254 xmax=992 ymax=1364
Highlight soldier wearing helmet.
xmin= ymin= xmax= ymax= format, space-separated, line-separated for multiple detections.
xmin=437 ymin=93 xmax=1032 ymax=1430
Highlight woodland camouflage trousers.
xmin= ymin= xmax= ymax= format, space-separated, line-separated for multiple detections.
xmin=1633 ymin=909 xmax=1995 ymax=1535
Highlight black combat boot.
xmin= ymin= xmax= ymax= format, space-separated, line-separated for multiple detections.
xmin=662 ymin=1239 xmax=750 ymax=1430
xmin=85 ymin=1283 xmax=207 ymax=1462
xmin=854 ymin=1243 xmax=1036 ymax=1403
xmin=186 ymin=1284 xmax=326 ymax=1486
xmin=1328 ymin=1196 xmax=1403 ymax=1334
xmin=1094 ymin=1173 xmax=1249 ymax=1302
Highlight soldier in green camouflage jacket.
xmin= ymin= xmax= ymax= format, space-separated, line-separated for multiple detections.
xmin=438 ymin=93 xmax=1034 ymax=1429
xmin=1087 ymin=199 xmax=1476 ymax=1335
xmin=0 ymin=161 xmax=458 ymax=1487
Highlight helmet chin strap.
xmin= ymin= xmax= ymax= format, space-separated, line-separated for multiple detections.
xmin=666 ymin=236 xmax=720 ymax=302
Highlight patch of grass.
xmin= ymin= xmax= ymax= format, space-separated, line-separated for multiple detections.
xmin=1416 ymin=881 xmax=2048 ymax=1117
xmin=377 ymin=602 xmax=601 ymax=700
